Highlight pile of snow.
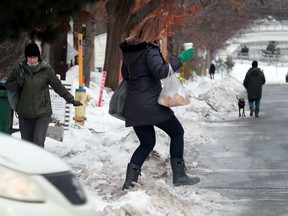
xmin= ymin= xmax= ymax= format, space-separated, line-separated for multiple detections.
xmin=48 ymin=61 xmax=288 ymax=215
xmin=13 ymin=61 xmax=288 ymax=215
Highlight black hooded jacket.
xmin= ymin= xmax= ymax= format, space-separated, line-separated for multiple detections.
xmin=243 ymin=67 xmax=266 ymax=100
xmin=119 ymin=42 xmax=183 ymax=127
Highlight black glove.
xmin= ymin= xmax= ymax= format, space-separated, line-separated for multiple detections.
xmin=16 ymin=76 xmax=25 ymax=87
xmin=72 ymin=100 xmax=83 ymax=106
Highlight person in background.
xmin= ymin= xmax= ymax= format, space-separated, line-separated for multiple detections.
xmin=243 ymin=60 xmax=266 ymax=118
xmin=209 ymin=62 xmax=216 ymax=79
xmin=5 ymin=43 xmax=82 ymax=147
xmin=119 ymin=15 xmax=200 ymax=190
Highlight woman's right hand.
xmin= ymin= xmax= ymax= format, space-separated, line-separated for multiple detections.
xmin=178 ymin=48 xmax=195 ymax=63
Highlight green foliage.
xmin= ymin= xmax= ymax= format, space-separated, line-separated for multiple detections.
xmin=262 ymin=41 xmax=280 ymax=55
xmin=216 ymin=57 xmax=223 ymax=66
xmin=240 ymin=45 xmax=249 ymax=53
xmin=0 ymin=0 xmax=97 ymax=43
xmin=224 ymin=55 xmax=235 ymax=72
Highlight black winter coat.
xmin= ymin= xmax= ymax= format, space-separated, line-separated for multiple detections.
xmin=243 ymin=67 xmax=266 ymax=100
xmin=119 ymin=42 xmax=183 ymax=127
xmin=209 ymin=63 xmax=215 ymax=74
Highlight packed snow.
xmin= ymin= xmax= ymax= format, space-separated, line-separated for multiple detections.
xmin=12 ymin=60 xmax=288 ymax=215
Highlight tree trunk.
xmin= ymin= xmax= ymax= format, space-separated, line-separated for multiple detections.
xmin=83 ymin=24 xmax=94 ymax=87
xmin=104 ymin=19 xmax=126 ymax=90
xmin=82 ymin=3 xmax=99 ymax=88
xmin=103 ymin=0 xmax=134 ymax=91
xmin=0 ymin=35 xmax=29 ymax=77
xmin=103 ymin=0 xmax=164 ymax=91
xmin=49 ymin=33 xmax=68 ymax=80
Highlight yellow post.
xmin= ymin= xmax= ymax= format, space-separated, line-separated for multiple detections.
xmin=78 ymin=34 xmax=84 ymax=87
xmin=74 ymin=33 xmax=89 ymax=125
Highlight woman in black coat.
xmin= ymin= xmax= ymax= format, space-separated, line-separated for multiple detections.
xmin=119 ymin=15 xmax=200 ymax=189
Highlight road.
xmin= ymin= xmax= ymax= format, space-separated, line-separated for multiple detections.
xmin=195 ymin=84 xmax=288 ymax=216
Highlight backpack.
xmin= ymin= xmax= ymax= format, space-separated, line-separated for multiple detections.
xmin=8 ymin=64 xmax=25 ymax=111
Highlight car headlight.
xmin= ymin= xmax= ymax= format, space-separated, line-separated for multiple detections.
xmin=0 ymin=165 xmax=45 ymax=202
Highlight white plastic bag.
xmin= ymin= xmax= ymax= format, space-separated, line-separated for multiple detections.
xmin=158 ymin=64 xmax=190 ymax=107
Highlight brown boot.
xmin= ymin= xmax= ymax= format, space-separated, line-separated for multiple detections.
xmin=250 ymin=109 xmax=254 ymax=117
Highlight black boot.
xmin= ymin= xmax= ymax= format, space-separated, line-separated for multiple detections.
xmin=122 ymin=163 xmax=141 ymax=190
xmin=170 ymin=158 xmax=200 ymax=186
xmin=255 ymin=111 xmax=259 ymax=118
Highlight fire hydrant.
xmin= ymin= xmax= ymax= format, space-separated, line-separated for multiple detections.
xmin=74 ymin=87 xmax=90 ymax=126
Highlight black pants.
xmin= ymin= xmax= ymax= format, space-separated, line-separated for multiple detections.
xmin=19 ymin=116 xmax=51 ymax=148
xmin=131 ymin=115 xmax=184 ymax=167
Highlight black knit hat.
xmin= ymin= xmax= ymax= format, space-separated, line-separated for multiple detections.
xmin=252 ymin=60 xmax=258 ymax=68
xmin=25 ymin=43 xmax=40 ymax=58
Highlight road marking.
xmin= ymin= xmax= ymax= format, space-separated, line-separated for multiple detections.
xmin=197 ymin=168 xmax=288 ymax=172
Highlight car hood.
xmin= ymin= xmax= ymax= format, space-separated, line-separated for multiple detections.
xmin=0 ymin=133 xmax=70 ymax=174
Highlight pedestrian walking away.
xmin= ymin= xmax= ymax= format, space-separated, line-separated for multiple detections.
xmin=119 ymin=15 xmax=200 ymax=190
xmin=243 ymin=60 xmax=266 ymax=118
xmin=5 ymin=43 xmax=83 ymax=147
xmin=209 ymin=63 xmax=216 ymax=80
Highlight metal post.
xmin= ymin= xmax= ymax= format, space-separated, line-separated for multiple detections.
xmin=74 ymin=33 xmax=89 ymax=126
xmin=78 ymin=34 xmax=84 ymax=88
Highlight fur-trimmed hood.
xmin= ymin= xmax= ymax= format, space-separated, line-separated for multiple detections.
xmin=119 ymin=42 xmax=158 ymax=66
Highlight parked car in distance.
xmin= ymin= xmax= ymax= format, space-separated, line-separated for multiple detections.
xmin=0 ymin=133 xmax=96 ymax=216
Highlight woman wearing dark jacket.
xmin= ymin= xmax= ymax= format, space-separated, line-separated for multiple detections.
xmin=119 ymin=15 xmax=200 ymax=189
xmin=5 ymin=43 xmax=82 ymax=147
xmin=243 ymin=60 xmax=266 ymax=118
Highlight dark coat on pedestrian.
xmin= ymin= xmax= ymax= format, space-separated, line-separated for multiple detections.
xmin=5 ymin=60 xmax=74 ymax=118
xmin=243 ymin=67 xmax=266 ymax=100
xmin=209 ymin=63 xmax=215 ymax=75
xmin=119 ymin=42 xmax=183 ymax=127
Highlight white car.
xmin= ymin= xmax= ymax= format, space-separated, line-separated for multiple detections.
xmin=0 ymin=133 xmax=96 ymax=216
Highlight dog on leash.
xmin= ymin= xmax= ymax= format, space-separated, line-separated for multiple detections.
xmin=236 ymin=96 xmax=245 ymax=117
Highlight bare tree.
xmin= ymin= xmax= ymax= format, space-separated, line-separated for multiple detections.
xmin=103 ymin=0 xmax=175 ymax=90
xmin=49 ymin=33 xmax=68 ymax=80
xmin=82 ymin=4 xmax=99 ymax=87
xmin=0 ymin=35 xmax=29 ymax=76
xmin=172 ymin=0 xmax=288 ymax=55
xmin=85 ymin=0 xmax=288 ymax=89
xmin=255 ymin=0 xmax=288 ymax=20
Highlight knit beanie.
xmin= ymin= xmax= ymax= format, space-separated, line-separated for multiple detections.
xmin=252 ymin=60 xmax=258 ymax=68
xmin=25 ymin=43 xmax=40 ymax=58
